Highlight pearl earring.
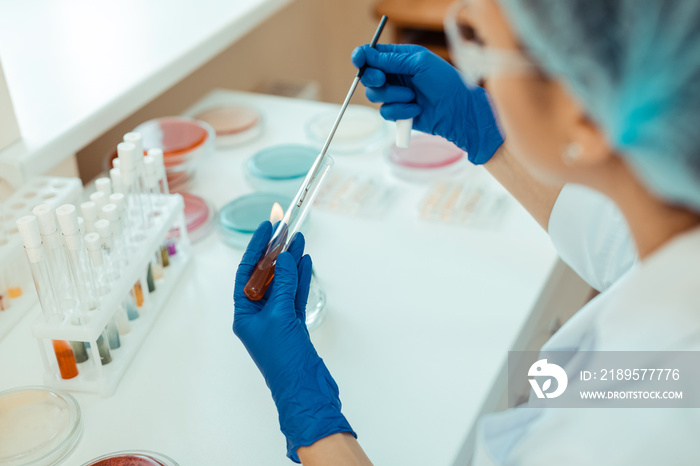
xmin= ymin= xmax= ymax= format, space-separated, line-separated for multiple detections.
xmin=562 ymin=143 xmax=583 ymax=165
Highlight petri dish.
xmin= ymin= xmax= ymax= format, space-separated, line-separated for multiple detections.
xmin=217 ymin=192 xmax=292 ymax=249
xmin=386 ymin=133 xmax=466 ymax=182
xmin=306 ymin=105 xmax=389 ymax=155
xmin=193 ymin=106 xmax=263 ymax=148
xmin=181 ymin=192 xmax=215 ymax=243
xmin=0 ymin=386 xmax=82 ymax=466
xmin=246 ymin=145 xmax=318 ymax=196
xmin=82 ymin=450 xmax=178 ymax=466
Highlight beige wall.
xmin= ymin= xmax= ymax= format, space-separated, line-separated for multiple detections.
xmin=77 ymin=0 xmax=385 ymax=182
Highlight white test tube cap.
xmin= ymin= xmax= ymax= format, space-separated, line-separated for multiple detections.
xmin=16 ymin=215 xmax=42 ymax=249
xmin=94 ymin=219 xmax=112 ymax=240
xmin=56 ymin=204 xmax=80 ymax=235
xmin=124 ymin=132 xmax=143 ymax=154
xmin=81 ymin=201 xmax=98 ymax=232
xmin=396 ymin=119 xmax=413 ymax=148
xmin=84 ymin=232 xmax=101 ymax=251
xmin=90 ymin=191 xmax=107 ymax=211
xmin=95 ymin=177 xmax=112 ymax=196
xmin=143 ymin=155 xmax=157 ymax=187
xmin=32 ymin=204 xmax=58 ymax=236
xmin=117 ymin=142 xmax=137 ymax=173
xmin=102 ymin=204 xmax=119 ymax=224
xmin=112 ymin=158 xmax=121 ymax=169
xmin=147 ymin=148 xmax=163 ymax=165
xmin=109 ymin=168 xmax=122 ymax=192
xmin=108 ymin=193 xmax=125 ymax=215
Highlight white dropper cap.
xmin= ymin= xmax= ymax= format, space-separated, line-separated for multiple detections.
xmin=90 ymin=191 xmax=108 ymax=213
xmin=396 ymin=119 xmax=413 ymax=148
xmin=56 ymin=204 xmax=79 ymax=236
xmin=16 ymin=215 xmax=42 ymax=250
xmin=109 ymin=168 xmax=122 ymax=194
xmin=94 ymin=219 xmax=111 ymax=241
xmin=112 ymin=158 xmax=121 ymax=169
xmin=32 ymin=204 xmax=58 ymax=236
xmin=95 ymin=177 xmax=112 ymax=196
xmin=81 ymin=202 xmax=98 ymax=233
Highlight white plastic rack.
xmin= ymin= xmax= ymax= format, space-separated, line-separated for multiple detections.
xmin=31 ymin=194 xmax=191 ymax=396
xmin=0 ymin=177 xmax=83 ymax=341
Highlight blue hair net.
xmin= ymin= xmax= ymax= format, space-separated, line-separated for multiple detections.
xmin=498 ymin=0 xmax=700 ymax=211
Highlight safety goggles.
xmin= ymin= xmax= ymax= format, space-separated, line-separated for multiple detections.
xmin=444 ymin=0 xmax=540 ymax=86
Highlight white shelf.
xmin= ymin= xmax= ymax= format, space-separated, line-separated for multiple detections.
xmin=0 ymin=0 xmax=293 ymax=178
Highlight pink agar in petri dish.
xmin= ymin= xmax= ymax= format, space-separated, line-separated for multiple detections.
xmin=194 ymin=106 xmax=260 ymax=136
xmin=137 ymin=118 xmax=208 ymax=156
xmin=388 ymin=133 xmax=464 ymax=168
xmin=87 ymin=453 xmax=163 ymax=465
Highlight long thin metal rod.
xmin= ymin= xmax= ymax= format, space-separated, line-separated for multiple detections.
xmin=297 ymin=16 xmax=387 ymax=207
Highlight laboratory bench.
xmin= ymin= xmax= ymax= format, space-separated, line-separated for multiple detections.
xmin=0 ymin=90 xmax=591 ymax=465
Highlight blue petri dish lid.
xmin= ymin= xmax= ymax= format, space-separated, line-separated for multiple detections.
xmin=219 ymin=192 xmax=293 ymax=234
xmin=247 ymin=144 xmax=318 ymax=180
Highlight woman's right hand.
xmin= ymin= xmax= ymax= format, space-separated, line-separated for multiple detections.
xmin=351 ymin=44 xmax=504 ymax=165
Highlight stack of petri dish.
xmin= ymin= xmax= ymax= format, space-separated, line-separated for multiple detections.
xmin=305 ymin=105 xmax=389 ymax=155
xmin=134 ymin=117 xmax=215 ymax=192
xmin=180 ymin=192 xmax=216 ymax=243
xmin=0 ymin=386 xmax=82 ymax=465
xmin=245 ymin=144 xmax=318 ymax=197
xmin=386 ymin=133 xmax=466 ymax=182
xmin=193 ymin=105 xmax=263 ymax=148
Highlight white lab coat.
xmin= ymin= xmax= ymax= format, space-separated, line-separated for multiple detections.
xmin=473 ymin=184 xmax=700 ymax=466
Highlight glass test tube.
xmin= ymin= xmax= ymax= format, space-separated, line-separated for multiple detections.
xmin=244 ymin=155 xmax=334 ymax=300
xmin=56 ymin=204 xmax=100 ymax=311
xmin=124 ymin=132 xmax=154 ymax=219
xmin=94 ymin=219 xmax=120 ymax=281
xmin=117 ymin=142 xmax=147 ymax=242
xmin=148 ymin=148 xmax=170 ymax=195
xmin=33 ymin=204 xmax=81 ymax=316
xmin=17 ymin=215 xmax=79 ymax=378
xmin=142 ymin=155 xmax=166 ymax=279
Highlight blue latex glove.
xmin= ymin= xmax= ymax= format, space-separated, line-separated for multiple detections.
xmin=352 ymin=44 xmax=504 ymax=164
xmin=233 ymin=221 xmax=355 ymax=463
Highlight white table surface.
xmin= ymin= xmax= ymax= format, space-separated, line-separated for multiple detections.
xmin=0 ymin=0 xmax=291 ymax=175
xmin=0 ymin=90 xmax=559 ymax=465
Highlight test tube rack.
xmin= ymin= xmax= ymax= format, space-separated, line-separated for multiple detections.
xmin=31 ymin=194 xmax=191 ymax=396
xmin=0 ymin=177 xmax=83 ymax=341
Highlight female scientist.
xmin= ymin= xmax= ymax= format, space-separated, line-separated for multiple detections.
xmin=233 ymin=0 xmax=700 ymax=463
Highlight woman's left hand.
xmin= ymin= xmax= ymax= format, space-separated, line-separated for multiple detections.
xmin=233 ymin=221 xmax=355 ymax=463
